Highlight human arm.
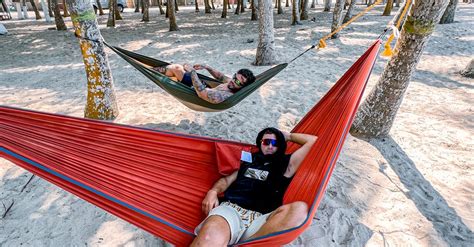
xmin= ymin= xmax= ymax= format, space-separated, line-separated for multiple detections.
xmin=202 ymin=170 xmax=238 ymax=215
xmin=188 ymin=67 xmax=232 ymax=104
xmin=283 ymin=132 xmax=318 ymax=178
xmin=193 ymin=64 xmax=231 ymax=83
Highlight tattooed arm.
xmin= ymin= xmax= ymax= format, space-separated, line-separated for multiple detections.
xmin=190 ymin=70 xmax=232 ymax=104
xmin=194 ymin=64 xmax=231 ymax=83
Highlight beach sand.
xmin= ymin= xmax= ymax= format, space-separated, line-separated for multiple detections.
xmin=0 ymin=3 xmax=473 ymax=246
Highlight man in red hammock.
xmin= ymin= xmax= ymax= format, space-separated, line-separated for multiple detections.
xmin=154 ymin=63 xmax=256 ymax=104
xmin=191 ymin=127 xmax=317 ymax=246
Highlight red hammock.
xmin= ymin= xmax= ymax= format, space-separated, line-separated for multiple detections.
xmin=0 ymin=40 xmax=381 ymax=246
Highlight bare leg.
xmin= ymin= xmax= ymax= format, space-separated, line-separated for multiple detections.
xmin=249 ymin=201 xmax=308 ymax=239
xmin=191 ymin=215 xmax=231 ymax=247
xmin=163 ymin=64 xmax=186 ymax=81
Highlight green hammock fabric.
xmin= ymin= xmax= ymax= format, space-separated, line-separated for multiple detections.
xmin=104 ymin=43 xmax=288 ymax=112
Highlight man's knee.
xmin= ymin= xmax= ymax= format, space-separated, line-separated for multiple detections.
xmin=195 ymin=215 xmax=231 ymax=245
xmin=277 ymin=201 xmax=308 ymax=226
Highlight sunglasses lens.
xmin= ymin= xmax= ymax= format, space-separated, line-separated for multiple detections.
xmin=262 ymin=139 xmax=277 ymax=146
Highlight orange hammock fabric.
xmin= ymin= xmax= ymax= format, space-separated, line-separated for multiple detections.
xmin=0 ymin=40 xmax=381 ymax=246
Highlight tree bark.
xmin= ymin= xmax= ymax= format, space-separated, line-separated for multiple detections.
xmin=142 ymin=0 xmax=150 ymax=21
xmin=29 ymin=0 xmax=42 ymax=19
xmin=135 ymin=0 xmax=140 ymax=12
xmin=240 ymin=0 xmax=245 ymax=12
xmin=47 ymin=0 xmax=54 ymax=16
xmin=65 ymin=0 xmax=119 ymax=120
xmin=343 ymin=0 xmax=356 ymax=23
xmin=301 ymin=0 xmax=309 ymax=19
xmin=51 ymin=0 xmax=67 ymax=30
xmin=396 ymin=0 xmax=400 ymax=7
xmin=168 ymin=0 xmax=179 ymax=31
xmin=330 ymin=0 xmax=344 ymax=38
xmin=311 ymin=0 xmax=315 ymax=8
xmin=277 ymin=0 xmax=283 ymax=14
xmin=291 ymin=0 xmax=300 ymax=24
xmin=382 ymin=0 xmax=393 ymax=16
xmin=115 ymin=1 xmax=122 ymax=20
xmin=221 ymin=0 xmax=228 ymax=17
xmin=460 ymin=59 xmax=474 ymax=78
xmin=235 ymin=0 xmax=241 ymax=14
xmin=286 ymin=0 xmax=289 ymax=7
xmin=96 ymin=0 xmax=105 ymax=15
xmin=158 ymin=0 xmax=165 ymax=14
xmin=211 ymin=0 xmax=215 ymax=9
xmin=175 ymin=0 xmax=179 ymax=11
xmin=107 ymin=0 xmax=116 ymax=27
xmin=255 ymin=0 xmax=277 ymax=65
xmin=350 ymin=0 xmax=450 ymax=138
xmin=62 ymin=0 xmax=70 ymax=16
xmin=439 ymin=0 xmax=458 ymax=24
xmin=195 ymin=0 xmax=199 ymax=12
xmin=324 ymin=0 xmax=331 ymax=11
xmin=251 ymin=0 xmax=257 ymax=19
xmin=204 ymin=0 xmax=211 ymax=13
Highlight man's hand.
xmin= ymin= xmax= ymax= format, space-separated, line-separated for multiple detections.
xmin=193 ymin=64 xmax=207 ymax=70
xmin=183 ymin=64 xmax=194 ymax=72
xmin=282 ymin=131 xmax=292 ymax=142
xmin=202 ymin=190 xmax=219 ymax=215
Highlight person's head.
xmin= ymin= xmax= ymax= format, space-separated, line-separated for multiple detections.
xmin=255 ymin=127 xmax=287 ymax=158
xmin=228 ymin=69 xmax=256 ymax=91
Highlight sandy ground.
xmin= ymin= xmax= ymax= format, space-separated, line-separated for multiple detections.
xmin=0 ymin=3 xmax=473 ymax=246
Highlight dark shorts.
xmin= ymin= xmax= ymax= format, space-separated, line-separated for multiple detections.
xmin=181 ymin=72 xmax=193 ymax=87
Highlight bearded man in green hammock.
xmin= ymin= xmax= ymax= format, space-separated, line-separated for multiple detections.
xmin=154 ymin=63 xmax=256 ymax=104
xmin=191 ymin=127 xmax=317 ymax=246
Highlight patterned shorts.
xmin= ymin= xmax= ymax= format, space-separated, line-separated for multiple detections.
xmin=194 ymin=201 xmax=271 ymax=244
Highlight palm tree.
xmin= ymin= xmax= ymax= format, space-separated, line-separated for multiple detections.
xmin=439 ymin=0 xmax=458 ymax=24
xmin=65 ymin=0 xmax=119 ymax=120
xmin=51 ymin=0 xmax=67 ymax=30
xmin=330 ymin=0 xmax=344 ymax=38
xmin=350 ymin=0 xmax=450 ymax=138
xmin=255 ymin=0 xmax=277 ymax=65
xmin=168 ymin=0 xmax=179 ymax=31
xmin=343 ymin=0 xmax=356 ymax=23
xmin=29 ymin=0 xmax=42 ymax=19
xmin=142 ymin=0 xmax=150 ymax=21
xmin=382 ymin=0 xmax=394 ymax=16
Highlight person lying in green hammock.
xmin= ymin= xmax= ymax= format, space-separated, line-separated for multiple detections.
xmin=192 ymin=127 xmax=317 ymax=246
xmin=154 ymin=63 xmax=256 ymax=104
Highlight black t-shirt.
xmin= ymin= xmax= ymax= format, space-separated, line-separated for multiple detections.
xmin=223 ymin=153 xmax=293 ymax=214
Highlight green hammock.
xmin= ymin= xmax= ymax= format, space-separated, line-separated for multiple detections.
xmin=105 ymin=43 xmax=288 ymax=112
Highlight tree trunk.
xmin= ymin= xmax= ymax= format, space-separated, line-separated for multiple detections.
xmin=65 ymin=0 xmax=119 ymax=120
xmin=204 ymin=0 xmax=211 ymax=13
xmin=251 ymin=0 xmax=258 ymax=19
xmin=51 ymin=0 xmax=67 ymax=30
xmin=255 ymin=0 xmax=277 ymax=65
xmin=168 ymin=0 xmax=179 ymax=31
xmin=350 ymin=0 xmax=450 ymax=138
xmin=439 ymin=0 xmax=458 ymax=24
xmin=62 ymin=0 xmax=69 ymax=16
xmin=158 ymin=0 xmax=165 ymax=14
xmin=343 ymin=0 xmax=356 ymax=23
xmin=115 ymin=1 xmax=122 ymax=20
xmin=330 ymin=0 xmax=344 ymax=38
xmin=311 ymin=0 xmax=315 ymax=8
xmin=382 ymin=0 xmax=393 ymax=16
xmin=235 ymin=0 xmax=241 ymax=14
xmin=286 ymin=0 xmax=289 ymax=7
xmin=324 ymin=0 xmax=331 ymax=11
xmin=195 ymin=0 xmax=199 ymax=12
xmin=460 ymin=59 xmax=474 ymax=78
xmin=291 ymin=0 xmax=300 ymax=24
xmin=396 ymin=0 xmax=400 ymax=7
xmin=142 ymin=0 xmax=150 ymax=21
xmin=211 ymin=0 xmax=216 ymax=9
xmin=165 ymin=1 xmax=169 ymax=17
xmin=29 ymin=0 xmax=42 ymax=19
xmin=107 ymin=0 xmax=116 ymax=27
xmin=301 ymin=0 xmax=308 ymax=20
xmin=135 ymin=0 xmax=140 ymax=12
xmin=240 ymin=0 xmax=245 ymax=12
xmin=175 ymin=0 xmax=179 ymax=11
xmin=221 ymin=0 xmax=228 ymax=17
xmin=47 ymin=0 xmax=54 ymax=16
xmin=96 ymin=0 xmax=105 ymax=15
xmin=277 ymin=0 xmax=283 ymax=13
